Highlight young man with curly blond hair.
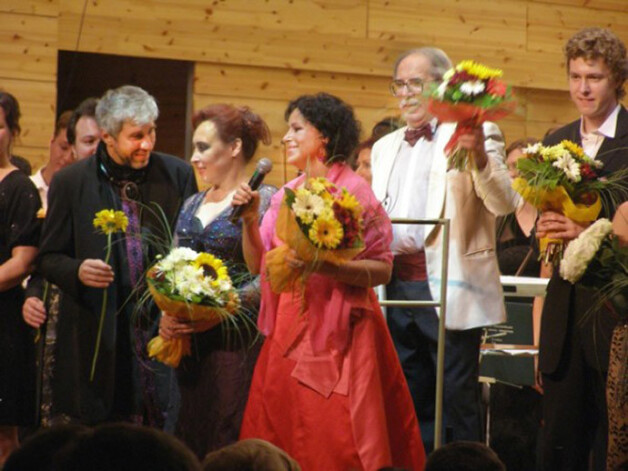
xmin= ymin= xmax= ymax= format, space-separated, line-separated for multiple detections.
xmin=536 ymin=27 xmax=628 ymax=471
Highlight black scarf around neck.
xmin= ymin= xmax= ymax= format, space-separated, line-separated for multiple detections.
xmin=97 ymin=141 xmax=148 ymax=186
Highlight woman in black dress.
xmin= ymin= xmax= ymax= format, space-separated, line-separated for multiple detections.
xmin=0 ymin=92 xmax=41 ymax=465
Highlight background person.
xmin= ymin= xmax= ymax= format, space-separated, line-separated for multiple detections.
xmin=0 ymin=91 xmax=42 ymax=465
xmin=66 ymin=97 xmax=101 ymax=160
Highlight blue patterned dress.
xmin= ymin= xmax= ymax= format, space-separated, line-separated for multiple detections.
xmin=172 ymin=184 xmax=276 ymax=459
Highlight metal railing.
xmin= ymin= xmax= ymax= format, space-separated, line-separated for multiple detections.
xmin=377 ymin=217 xmax=450 ymax=450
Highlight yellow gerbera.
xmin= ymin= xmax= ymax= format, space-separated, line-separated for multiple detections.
xmin=309 ymin=216 xmax=343 ymax=249
xmin=93 ymin=209 xmax=129 ymax=235
xmin=560 ymin=140 xmax=585 ymax=159
xmin=193 ymin=253 xmax=229 ymax=287
xmin=337 ymin=189 xmax=363 ymax=218
xmin=456 ymin=60 xmax=503 ymax=80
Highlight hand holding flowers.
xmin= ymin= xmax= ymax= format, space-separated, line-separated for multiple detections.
xmin=511 ymin=140 xmax=620 ymax=264
xmin=90 ymin=209 xmax=128 ymax=381
xmin=265 ymin=177 xmax=365 ymax=293
xmin=147 ymin=248 xmax=240 ymax=367
xmin=426 ymin=60 xmax=515 ymax=171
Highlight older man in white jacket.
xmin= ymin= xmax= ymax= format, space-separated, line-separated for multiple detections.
xmin=371 ymin=47 xmax=519 ymax=452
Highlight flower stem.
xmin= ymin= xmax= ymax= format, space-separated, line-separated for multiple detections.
xmin=34 ymin=281 xmax=50 ymax=344
xmin=90 ymin=233 xmax=112 ymax=381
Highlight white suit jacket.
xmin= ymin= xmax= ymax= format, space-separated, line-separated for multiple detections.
xmin=371 ymin=122 xmax=519 ymax=329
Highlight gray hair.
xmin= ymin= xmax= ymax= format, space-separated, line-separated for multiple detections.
xmin=393 ymin=47 xmax=453 ymax=81
xmin=95 ymin=85 xmax=159 ymax=136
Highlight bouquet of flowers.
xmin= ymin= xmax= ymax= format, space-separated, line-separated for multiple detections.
xmin=512 ymin=140 xmax=611 ymax=264
xmin=426 ymin=60 xmax=516 ymax=171
xmin=265 ymin=177 xmax=365 ymax=293
xmin=146 ymin=247 xmax=240 ymax=367
xmin=560 ymin=218 xmax=628 ymax=306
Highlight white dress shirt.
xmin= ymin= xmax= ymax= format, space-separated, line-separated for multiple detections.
xmin=385 ymin=121 xmax=437 ymax=254
xmin=30 ymin=168 xmax=49 ymax=210
xmin=580 ymin=104 xmax=620 ymax=158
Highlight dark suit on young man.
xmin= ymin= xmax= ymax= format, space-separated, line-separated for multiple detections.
xmin=35 ymin=142 xmax=196 ymax=427
xmin=539 ymin=106 xmax=628 ymax=471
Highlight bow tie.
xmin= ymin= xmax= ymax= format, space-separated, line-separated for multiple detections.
xmin=404 ymin=124 xmax=433 ymax=146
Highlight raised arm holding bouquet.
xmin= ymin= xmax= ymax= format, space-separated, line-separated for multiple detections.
xmin=426 ymin=60 xmax=516 ymax=171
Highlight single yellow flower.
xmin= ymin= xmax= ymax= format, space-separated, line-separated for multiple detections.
xmin=309 ymin=216 xmax=343 ymax=249
xmin=193 ymin=253 xmax=229 ymax=287
xmin=93 ymin=209 xmax=129 ymax=235
xmin=36 ymin=207 xmax=46 ymax=219
xmin=456 ymin=60 xmax=503 ymax=80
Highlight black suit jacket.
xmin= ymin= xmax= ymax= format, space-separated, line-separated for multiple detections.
xmin=539 ymin=106 xmax=628 ymax=375
xmin=36 ymin=149 xmax=197 ymax=424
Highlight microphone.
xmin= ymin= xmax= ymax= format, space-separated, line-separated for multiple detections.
xmin=229 ymin=158 xmax=273 ymax=223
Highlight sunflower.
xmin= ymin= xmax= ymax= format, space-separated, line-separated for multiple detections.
xmin=93 ymin=209 xmax=128 ymax=235
xmin=193 ymin=253 xmax=229 ymax=287
xmin=309 ymin=216 xmax=343 ymax=249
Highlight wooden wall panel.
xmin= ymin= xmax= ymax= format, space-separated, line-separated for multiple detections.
xmin=529 ymin=0 xmax=627 ymax=11
xmin=527 ymin=3 xmax=628 ymax=54
xmin=56 ymin=0 xmax=572 ymax=90
xmin=0 ymin=0 xmax=57 ymax=17
xmin=369 ymin=0 xmax=527 ymax=51
xmin=0 ymin=12 xmax=57 ymax=81
xmin=6 ymin=77 xmax=57 ymax=171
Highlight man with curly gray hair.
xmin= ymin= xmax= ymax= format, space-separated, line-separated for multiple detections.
xmin=536 ymin=27 xmax=628 ymax=471
xmin=30 ymin=85 xmax=197 ymax=427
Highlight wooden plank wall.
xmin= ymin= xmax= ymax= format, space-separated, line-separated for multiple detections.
xmin=1 ymin=0 xmax=626 ymax=186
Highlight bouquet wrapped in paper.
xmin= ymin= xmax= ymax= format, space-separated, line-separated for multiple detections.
xmin=265 ymin=177 xmax=365 ymax=293
xmin=147 ymin=248 xmax=240 ymax=367
xmin=512 ymin=140 xmax=611 ymax=265
xmin=426 ymin=60 xmax=516 ymax=171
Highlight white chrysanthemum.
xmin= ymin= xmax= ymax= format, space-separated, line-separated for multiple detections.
xmin=552 ymin=153 xmax=581 ymax=182
xmin=523 ymin=143 xmax=541 ymax=155
xmin=443 ymin=69 xmax=454 ymax=81
xmin=459 ymin=81 xmax=486 ymax=96
xmin=292 ymin=192 xmax=326 ymax=224
xmin=560 ymin=219 xmax=613 ymax=283
xmin=217 ymin=278 xmax=233 ymax=292
xmin=159 ymin=247 xmax=199 ymax=271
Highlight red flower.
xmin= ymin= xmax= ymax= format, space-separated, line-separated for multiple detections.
xmin=486 ymin=79 xmax=507 ymax=97
xmin=580 ymin=163 xmax=598 ymax=181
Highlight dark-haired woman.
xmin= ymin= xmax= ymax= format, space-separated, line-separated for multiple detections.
xmin=0 ymin=92 xmax=41 ymax=465
xmin=158 ymin=104 xmax=276 ymax=459
xmin=234 ymin=93 xmax=424 ymax=470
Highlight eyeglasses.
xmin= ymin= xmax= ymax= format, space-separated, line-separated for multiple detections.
xmin=389 ymin=78 xmax=425 ymax=97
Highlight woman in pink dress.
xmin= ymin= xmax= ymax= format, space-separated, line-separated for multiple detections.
xmin=233 ymin=93 xmax=425 ymax=471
